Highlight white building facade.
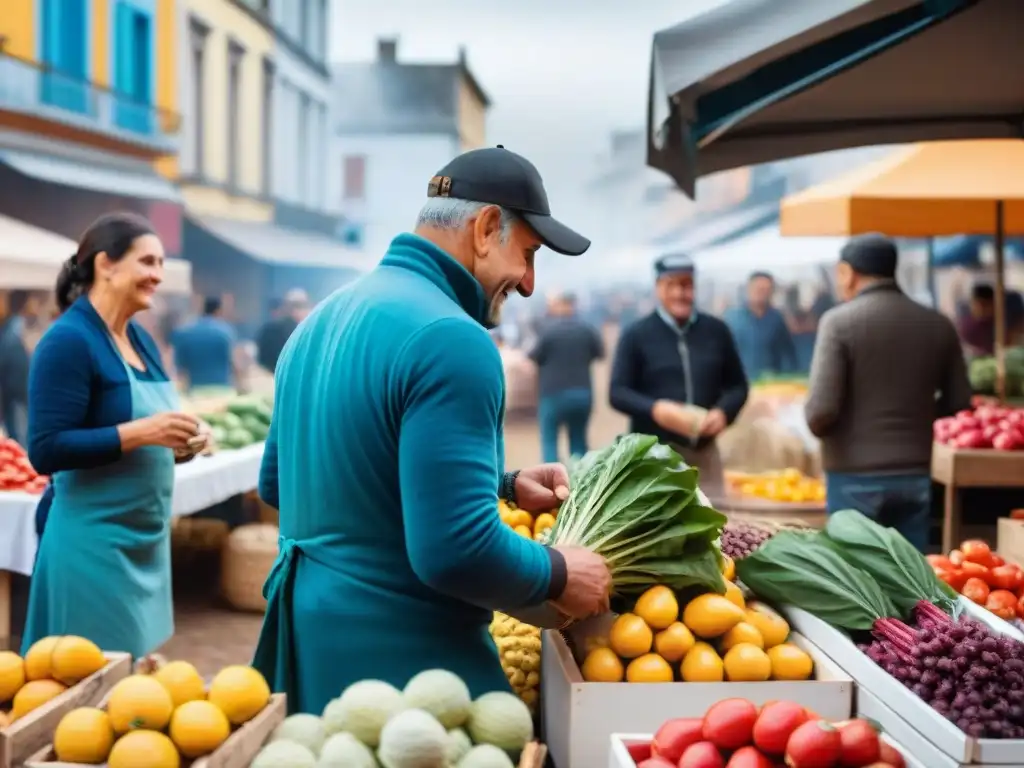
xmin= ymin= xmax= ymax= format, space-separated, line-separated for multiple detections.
xmin=331 ymin=39 xmax=490 ymax=256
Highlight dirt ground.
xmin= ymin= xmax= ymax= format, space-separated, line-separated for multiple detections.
xmin=161 ymin=331 xmax=629 ymax=675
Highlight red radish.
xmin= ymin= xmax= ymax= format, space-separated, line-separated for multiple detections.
xmin=679 ymin=741 xmax=726 ymax=768
xmin=703 ymin=698 xmax=758 ymax=751
xmin=753 ymin=700 xmax=808 ymax=754
xmin=784 ymin=720 xmax=841 ymax=768
xmin=838 ymin=719 xmax=880 ymax=766
xmin=651 ymin=717 xmax=704 ymax=762
xmin=636 ymin=759 xmax=675 ymax=768
xmin=877 ymin=741 xmax=906 ymax=768
xmin=627 ymin=741 xmax=652 ymax=763
xmin=725 ymin=746 xmax=774 ymax=767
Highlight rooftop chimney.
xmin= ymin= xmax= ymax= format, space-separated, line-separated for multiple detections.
xmin=378 ymin=38 xmax=397 ymax=63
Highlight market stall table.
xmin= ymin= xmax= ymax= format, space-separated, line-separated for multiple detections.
xmin=931 ymin=442 xmax=1024 ymax=552
xmin=709 ymin=495 xmax=826 ymax=529
xmin=0 ymin=443 xmax=265 ymax=637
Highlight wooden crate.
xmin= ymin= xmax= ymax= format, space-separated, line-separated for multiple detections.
xmin=25 ymin=693 xmax=286 ymax=768
xmin=0 ymin=653 xmax=131 ymax=768
xmin=931 ymin=442 xmax=1024 ymax=487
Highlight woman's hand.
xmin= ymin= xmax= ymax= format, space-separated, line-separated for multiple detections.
xmin=174 ymin=421 xmax=213 ymax=462
xmin=119 ymin=412 xmax=200 ymax=452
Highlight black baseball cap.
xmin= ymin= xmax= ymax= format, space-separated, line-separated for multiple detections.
xmin=655 ymin=253 xmax=695 ymax=278
xmin=427 ymin=146 xmax=591 ymax=256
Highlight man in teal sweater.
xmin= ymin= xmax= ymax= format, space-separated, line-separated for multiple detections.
xmin=254 ymin=146 xmax=611 ymax=714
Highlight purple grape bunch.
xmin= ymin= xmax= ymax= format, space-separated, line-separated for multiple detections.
xmin=861 ymin=609 xmax=1024 ymax=739
xmin=720 ymin=521 xmax=774 ymax=560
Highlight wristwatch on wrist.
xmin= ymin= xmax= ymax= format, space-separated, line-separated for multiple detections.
xmin=500 ymin=470 xmax=520 ymax=505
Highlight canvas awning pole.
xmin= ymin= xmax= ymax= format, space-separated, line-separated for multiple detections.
xmin=995 ymin=201 xmax=1007 ymax=402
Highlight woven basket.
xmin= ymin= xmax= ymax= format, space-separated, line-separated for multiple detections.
xmin=221 ymin=523 xmax=279 ymax=613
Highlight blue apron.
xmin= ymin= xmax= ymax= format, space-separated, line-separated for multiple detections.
xmin=22 ymin=347 xmax=178 ymax=658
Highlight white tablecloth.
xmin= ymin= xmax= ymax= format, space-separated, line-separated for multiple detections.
xmin=0 ymin=443 xmax=266 ymax=576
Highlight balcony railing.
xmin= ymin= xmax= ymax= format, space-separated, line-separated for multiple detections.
xmin=0 ymin=45 xmax=180 ymax=152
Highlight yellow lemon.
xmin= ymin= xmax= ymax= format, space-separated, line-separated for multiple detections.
xmin=107 ymin=675 xmax=174 ymax=733
xmin=633 ymin=585 xmax=679 ymax=630
xmin=54 ymin=707 xmax=115 ymax=763
xmin=154 ymin=660 xmax=206 ymax=708
xmin=12 ymin=679 xmax=67 ymax=721
xmin=51 ymin=636 xmax=106 ymax=685
xmin=682 ymin=594 xmax=745 ymax=638
xmin=745 ymin=603 xmax=790 ymax=648
xmin=608 ymin=613 xmax=654 ymax=659
xmin=723 ymin=643 xmax=772 ymax=682
xmin=0 ymin=651 xmax=25 ymax=702
xmin=580 ymin=647 xmax=624 ymax=683
xmin=108 ymin=730 xmax=180 ymax=768
xmin=169 ymin=700 xmax=232 ymax=757
xmin=720 ymin=621 xmax=764 ymax=651
xmin=653 ymin=622 xmax=695 ymax=662
xmin=23 ymin=636 xmax=60 ymax=681
xmin=680 ymin=642 xmax=723 ymax=682
xmin=625 ymin=653 xmax=674 ymax=683
xmin=207 ymin=666 xmax=271 ymax=725
xmin=768 ymin=643 xmax=815 ymax=681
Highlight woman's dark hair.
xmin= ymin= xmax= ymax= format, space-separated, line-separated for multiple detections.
xmin=56 ymin=211 xmax=156 ymax=311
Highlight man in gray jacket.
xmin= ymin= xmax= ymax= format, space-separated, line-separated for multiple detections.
xmin=805 ymin=234 xmax=971 ymax=551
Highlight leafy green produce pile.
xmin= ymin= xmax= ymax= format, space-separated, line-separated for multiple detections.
xmin=201 ymin=395 xmax=272 ymax=450
xmin=969 ymin=348 xmax=1024 ymax=395
xmin=548 ymin=433 xmax=727 ymax=598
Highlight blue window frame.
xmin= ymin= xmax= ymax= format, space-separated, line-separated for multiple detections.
xmin=113 ymin=0 xmax=153 ymax=135
xmin=40 ymin=0 xmax=90 ymax=115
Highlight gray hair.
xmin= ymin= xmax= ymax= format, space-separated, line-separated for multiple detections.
xmin=415 ymin=198 xmax=517 ymax=243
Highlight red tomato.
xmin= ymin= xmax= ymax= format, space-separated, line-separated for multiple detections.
xmin=679 ymin=742 xmax=726 ymax=768
xmin=962 ymin=577 xmax=990 ymax=604
xmin=703 ymin=699 xmax=758 ymax=751
xmin=986 ymin=590 xmax=1019 ymax=620
xmin=949 ymin=549 xmax=966 ymax=566
xmin=927 ymin=555 xmax=955 ymax=570
xmin=752 ymin=700 xmax=808 ymax=755
xmin=651 ymin=718 xmax=704 ymax=763
xmin=991 ymin=554 xmax=1006 ymax=567
xmin=935 ymin=569 xmax=967 ymax=592
xmin=877 ymin=741 xmax=907 ymax=768
xmin=960 ymin=561 xmax=990 ymax=583
xmin=839 ymin=719 xmax=880 ymax=766
xmin=961 ymin=540 xmax=994 ymax=567
xmin=785 ymin=721 xmax=842 ymax=768
xmin=989 ymin=565 xmax=1023 ymax=592
xmin=627 ymin=742 xmax=653 ymax=763
xmin=637 ymin=759 xmax=676 ymax=768
xmin=724 ymin=746 xmax=773 ymax=768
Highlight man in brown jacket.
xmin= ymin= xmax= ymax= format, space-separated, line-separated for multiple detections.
xmin=805 ymin=234 xmax=972 ymax=551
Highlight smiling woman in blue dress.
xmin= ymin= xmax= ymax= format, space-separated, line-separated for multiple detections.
xmin=22 ymin=212 xmax=208 ymax=658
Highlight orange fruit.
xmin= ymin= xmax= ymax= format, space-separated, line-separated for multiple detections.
xmin=51 ymin=636 xmax=106 ymax=685
xmin=107 ymin=675 xmax=174 ymax=733
xmin=625 ymin=653 xmax=674 ymax=683
xmin=720 ymin=622 xmax=764 ymax=651
xmin=608 ymin=613 xmax=653 ymax=659
xmin=633 ymin=585 xmax=679 ymax=630
xmin=513 ymin=525 xmax=533 ymax=539
xmin=723 ymin=582 xmax=745 ymax=609
xmin=153 ymin=660 xmax=205 ymax=707
xmin=767 ymin=643 xmax=814 ymax=681
xmin=723 ymin=643 xmax=772 ymax=682
xmin=11 ymin=679 xmax=67 ymax=721
xmin=108 ymin=730 xmax=180 ymax=768
xmin=680 ymin=642 xmax=724 ymax=682
xmin=23 ymin=636 xmax=60 ymax=681
xmin=0 ymin=652 xmax=25 ymax=702
xmin=169 ymin=700 xmax=231 ymax=757
xmin=721 ymin=554 xmax=736 ymax=581
xmin=745 ymin=603 xmax=790 ymax=648
xmin=54 ymin=707 xmax=115 ymax=763
xmin=533 ymin=513 xmax=556 ymax=538
xmin=653 ymin=622 xmax=695 ymax=662
xmin=580 ymin=647 xmax=624 ymax=683
xmin=207 ymin=666 xmax=271 ymax=725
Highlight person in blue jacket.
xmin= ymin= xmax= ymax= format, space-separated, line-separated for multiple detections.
xmin=23 ymin=212 xmax=208 ymax=658
xmin=254 ymin=147 xmax=612 ymax=714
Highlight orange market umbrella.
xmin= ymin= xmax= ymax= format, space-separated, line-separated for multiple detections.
xmin=781 ymin=139 xmax=1024 ymax=399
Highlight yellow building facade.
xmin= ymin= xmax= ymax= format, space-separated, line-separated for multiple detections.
xmin=0 ymin=0 xmax=179 ymax=166
xmin=177 ymin=0 xmax=273 ymax=221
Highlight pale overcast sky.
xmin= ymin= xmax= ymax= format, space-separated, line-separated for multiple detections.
xmin=331 ymin=1 xmax=724 ymax=192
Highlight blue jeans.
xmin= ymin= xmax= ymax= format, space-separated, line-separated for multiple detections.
xmin=538 ymin=389 xmax=592 ymax=463
xmin=826 ymin=472 xmax=932 ymax=552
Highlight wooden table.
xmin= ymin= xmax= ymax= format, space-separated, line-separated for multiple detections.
xmin=931 ymin=442 xmax=1024 ymax=551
